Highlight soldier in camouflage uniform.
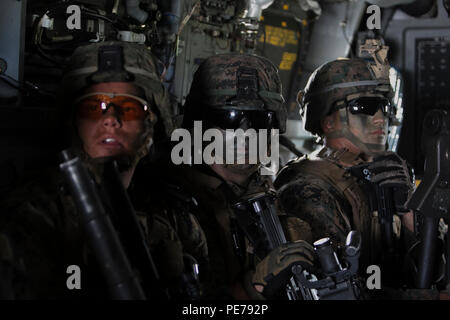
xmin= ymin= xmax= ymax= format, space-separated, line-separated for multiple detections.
xmin=143 ymin=53 xmax=316 ymax=299
xmin=0 ymin=41 xmax=202 ymax=299
xmin=273 ymin=44 xmax=436 ymax=298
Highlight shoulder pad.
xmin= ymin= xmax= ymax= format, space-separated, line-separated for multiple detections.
xmin=275 ymin=155 xmax=332 ymax=189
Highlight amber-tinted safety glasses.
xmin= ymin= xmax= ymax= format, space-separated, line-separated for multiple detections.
xmin=74 ymin=92 xmax=150 ymax=121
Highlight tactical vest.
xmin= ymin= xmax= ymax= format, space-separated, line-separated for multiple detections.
xmin=161 ymin=164 xmax=274 ymax=291
xmin=276 ymin=147 xmax=381 ymax=267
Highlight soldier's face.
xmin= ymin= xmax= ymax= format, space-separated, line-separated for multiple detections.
xmin=347 ymin=108 xmax=389 ymax=148
xmin=76 ymin=82 xmax=147 ymax=159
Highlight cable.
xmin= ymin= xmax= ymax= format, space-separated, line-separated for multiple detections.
xmin=82 ymin=11 xmax=116 ymax=25
xmin=0 ymin=75 xmax=20 ymax=89
xmin=0 ymin=74 xmax=56 ymax=97
xmin=341 ymin=1 xmax=355 ymax=58
xmin=279 ymin=135 xmax=304 ymax=157
xmin=380 ymin=7 xmax=396 ymax=38
xmin=261 ymin=20 xmax=267 ymax=56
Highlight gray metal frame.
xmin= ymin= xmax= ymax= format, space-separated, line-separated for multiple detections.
xmin=0 ymin=0 xmax=27 ymax=101
xmin=384 ymin=0 xmax=450 ymax=172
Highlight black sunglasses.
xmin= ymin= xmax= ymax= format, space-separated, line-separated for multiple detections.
xmin=203 ymin=109 xmax=276 ymax=130
xmin=346 ymin=97 xmax=393 ymax=117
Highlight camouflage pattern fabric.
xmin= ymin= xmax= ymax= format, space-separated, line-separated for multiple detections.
xmin=182 ymin=53 xmax=287 ymax=133
xmin=0 ymin=167 xmax=100 ymax=298
xmin=144 ymin=160 xmax=310 ymax=299
xmin=0 ymin=166 xmax=185 ymax=299
xmin=274 ymin=146 xmax=441 ymax=299
xmin=130 ymin=164 xmax=209 ymax=281
xmin=157 ymin=163 xmax=270 ymax=297
xmin=61 ymin=41 xmax=174 ymax=140
xmin=60 ymin=42 xmax=174 ymax=175
xmin=299 ymin=58 xmax=393 ymax=135
xmin=276 ymin=174 xmax=351 ymax=245
xmin=275 ymin=147 xmax=375 ymax=269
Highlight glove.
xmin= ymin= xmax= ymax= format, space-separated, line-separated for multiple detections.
xmin=367 ymin=152 xmax=414 ymax=186
xmin=251 ymin=240 xmax=316 ymax=298
xmin=353 ymin=151 xmax=415 ymax=213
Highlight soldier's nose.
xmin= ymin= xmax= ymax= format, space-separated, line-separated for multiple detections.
xmin=372 ymin=109 xmax=386 ymax=125
xmin=239 ymin=117 xmax=251 ymax=130
xmin=103 ymin=108 xmax=122 ymax=128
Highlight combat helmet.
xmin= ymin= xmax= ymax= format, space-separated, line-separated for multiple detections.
xmin=298 ymin=57 xmax=393 ymax=136
xmin=60 ymin=41 xmax=174 ymax=165
xmin=182 ymin=53 xmax=287 ymax=133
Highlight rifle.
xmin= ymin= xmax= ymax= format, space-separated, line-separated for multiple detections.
xmin=406 ymin=109 xmax=450 ymax=290
xmin=59 ymin=149 xmax=146 ymax=299
xmin=348 ymin=159 xmax=411 ymax=287
xmin=231 ymin=191 xmax=362 ymax=300
xmin=347 ymin=165 xmax=398 ymax=257
xmin=60 ymin=149 xmax=171 ymax=299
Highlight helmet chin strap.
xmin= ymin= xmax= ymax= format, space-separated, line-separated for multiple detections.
xmin=325 ymin=109 xmax=385 ymax=156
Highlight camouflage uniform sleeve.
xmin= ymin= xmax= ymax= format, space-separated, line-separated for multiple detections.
xmin=277 ymin=176 xmax=352 ymax=246
xmin=0 ymin=178 xmax=67 ymax=299
xmin=146 ymin=213 xmax=185 ymax=283
xmin=146 ymin=212 xmax=210 ymax=299
xmin=173 ymin=212 xmax=208 ymax=267
xmin=134 ymin=178 xmax=209 ymax=277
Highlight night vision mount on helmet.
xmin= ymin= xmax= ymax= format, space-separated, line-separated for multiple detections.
xmin=61 ymin=41 xmax=174 ymax=169
xmin=182 ymin=53 xmax=287 ymax=133
xmin=297 ymin=39 xmax=397 ymax=155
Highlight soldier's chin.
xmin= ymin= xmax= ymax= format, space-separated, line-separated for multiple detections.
xmin=367 ymin=143 xmax=386 ymax=154
xmin=371 ymin=136 xmax=387 ymax=144
xmin=90 ymin=154 xmax=134 ymax=172
xmin=90 ymin=147 xmax=124 ymax=159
